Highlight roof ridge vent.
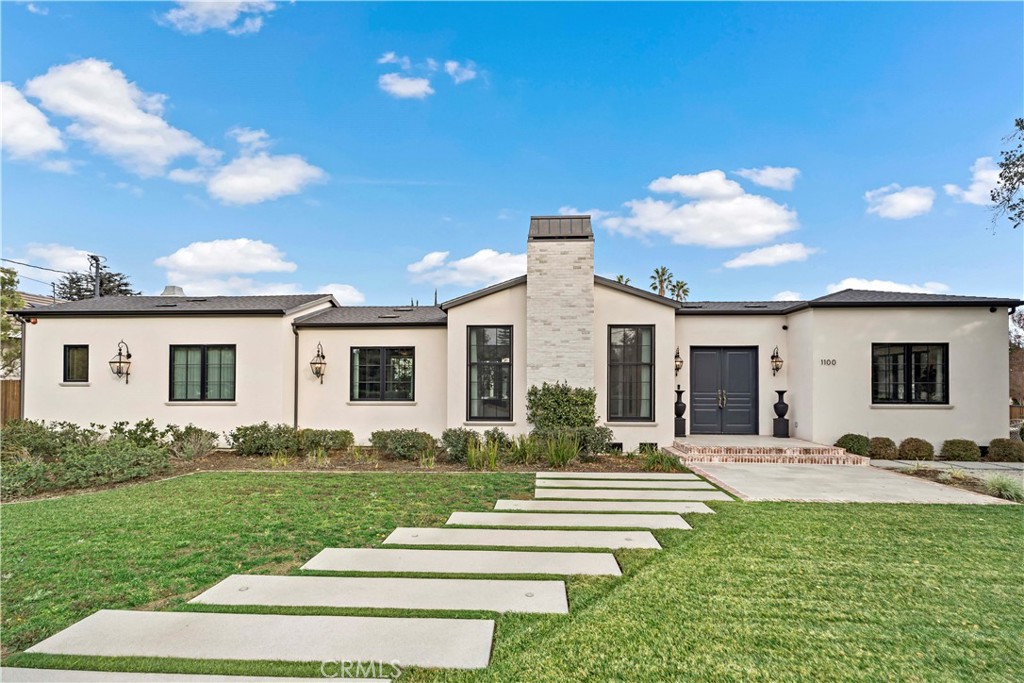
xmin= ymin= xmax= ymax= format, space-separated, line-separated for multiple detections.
xmin=392 ymin=307 xmax=414 ymax=312
xmin=154 ymin=303 xmax=178 ymax=308
xmin=743 ymin=304 xmax=768 ymax=308
xmin=377 ymin=314 xmax=400 ymax=319
xmin=681 ymin=304 xmax=704 ymax=309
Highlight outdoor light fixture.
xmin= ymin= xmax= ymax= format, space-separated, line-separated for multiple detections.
xmin=770 ymin=346 xmax=784 ymax=376
xmin=108 ymin=340 xmax=132 ymax=384
xmin=310 ymin=342 xmax=326 ymax=383
xmin=674 ymin=347 xmax=684 ymax=376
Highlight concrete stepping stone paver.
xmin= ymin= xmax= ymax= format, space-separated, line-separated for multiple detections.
xmin=385 ymin=527 xmax=661 ymax=549
xmin=0 ymin=669 xmax=346 ymax=682
xmin=26 ymin=610 xmax=494 ymax=670
xmin=536 ymin=472 xmax=700 ymax=480
xmin=495 ymin=499 xmax=714 ymax=514
xmin=536 ymin=479 xmax=715 ymax=490
xmin=303 ymin=548 xmax=621 ymax=576
xmin=536 ymin=488 xmax=732 ymax=501
xmin=191 ymin=574 xmax=568 ymax=614
xmin=447 ymin=511 xmax=690 ymax=530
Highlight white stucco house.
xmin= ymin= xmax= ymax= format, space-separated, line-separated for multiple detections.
xmin=13 ymin=216 xmax=1020 ymax=450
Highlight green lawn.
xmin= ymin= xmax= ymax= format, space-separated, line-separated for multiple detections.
xmin=3 ymin=472 xmax=1021 ymax=682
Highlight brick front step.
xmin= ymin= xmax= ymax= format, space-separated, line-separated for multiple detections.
xmin=665 ymin=444 xmax=869 ymax=466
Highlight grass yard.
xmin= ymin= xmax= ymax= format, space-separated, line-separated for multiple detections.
xmin=2 ymin=472 xmax=1022 ymax=682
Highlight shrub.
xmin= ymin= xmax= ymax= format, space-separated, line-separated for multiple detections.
xmin=898 ymin=437 xmax=934 ymax=460
xmin=526 ymin=382 xmax=600 ymax=430
xmin=983 ymin=473 xmax=1024 ymax=502
xmin=466 ymin=438 xmax=499 ymax=471
xmin=166 ymin=424 xmax=219 ymax=461
xmin=938 ymin=439 xmax=981 ymax=461
xmin=533 ymin=425 xmax=613 ymax=457
xmin=109 ymin=419 xmax=167 ymax=448
xmin=834 ymin=433 xmax=870 ymax=456
xmin=306 ymin=446 xmax=331 ymax=469
xmin=370 ymin=429 xmax=437 ymax=461
xmin=643 ymin=448 xmax=686 ymax=472
xmin=483 ymin=427 xmax=512 ymax=451
xmin=937 ymin=468 xmax=973 ymax=485
xmin=297 ymin=429 xmax=354 ymax=455
xmin=868 ymin=437 xmax=898 ymax=459
xmin=1 ymin=419 xmax=101 ymax=459
xmin=987 ymin=438 xmax=1024 ymax=462
xmin=1 ymin=456 xmax=53 ymax=498
xmin=441 ymin=428 xmax=480 ymax=463
xmin=507 ymin=434 xmax=541 ymax=465
xmin=54 ymin=441 xmax=170 ymax=489
xmin=228 ymin=422 xmax=297 ymax=456
xmin=542 ymin=432 xmax=581 ymax=469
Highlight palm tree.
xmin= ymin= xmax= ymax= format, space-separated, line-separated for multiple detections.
xmin=669 ymin=279 xmax=690 ymax=302
xmin=649 ymin=266 xmax=673 ymax=297
xmin=615 ymin=274 xmax=631 ymax=285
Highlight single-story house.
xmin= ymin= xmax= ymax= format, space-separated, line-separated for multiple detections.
xmin=13 ymin=216 xmax=1020 ymax=450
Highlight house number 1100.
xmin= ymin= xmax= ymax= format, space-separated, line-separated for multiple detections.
xmin=820 ymin=359 xmax=837 ymax=366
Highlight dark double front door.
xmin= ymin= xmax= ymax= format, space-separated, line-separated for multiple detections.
xmin=690 ymin=347 xmax=758 ymax=434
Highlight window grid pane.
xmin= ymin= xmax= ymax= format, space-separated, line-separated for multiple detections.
xmin=170 ymin=345 xmax=235 ymax=401
xmin=64 ymin=345 xmax=89 ymax=382
xmin=608 ymin=326 xmax=654 ymax=420
xmin=871 ymin=343 xmax=947 ymax=405
xmin=351 ymin=347 xmax=415 ymax=401
xmin=468 ymin=326 xmax=512 ymax=420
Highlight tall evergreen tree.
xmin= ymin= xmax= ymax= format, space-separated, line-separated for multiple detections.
xmin=1 ymin=268 xmax=26 ymax=376
xmin=54 ymin=264 xmax=140 ymax=301
xmin=992 ymin=118 xmax=1024 ymax=230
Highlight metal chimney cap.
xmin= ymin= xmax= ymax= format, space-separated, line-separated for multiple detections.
xmin=160 ymin=285 xmax=186 ymax=296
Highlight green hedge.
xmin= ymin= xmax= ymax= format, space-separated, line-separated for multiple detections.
xmin=834 ymin=433 xmax=870 ymax=456
xmin=898 ymin=437 xmax=935 ymax=460
xmin=525 ymin=381 xmax=615 ymax=456
xmin=370 ymin=429 xmax=438 ymax=460
xmin=938 ymin=439 xmax=981 ymax=461
xmin=868 ymin=437 xmax=898 ymax=459
xmin=988 ymin=438 xmax=1024 ymax=462
xmin=441 ymin=428 xmax=480 ymax=463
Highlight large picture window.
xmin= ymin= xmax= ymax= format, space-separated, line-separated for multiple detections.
xmin=63 ymin=345 xmax=89 ymax=382
xmin=350 ymin=347 xmax=415 ymax=401
xmin=871 ymin=343 xmax=948 ymax=404
xmin=468 ymin=326 xmax=512 ymax=420
xmin=170 ymin=345 xmax=236 ymax=401
xmin=608 ymin=326 xmax=654 ymax=421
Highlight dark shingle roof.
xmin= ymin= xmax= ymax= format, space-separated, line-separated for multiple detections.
xmin=13 ymin=294 xmax=333 ymax=317
xmin=528 ymin=215 xmax=593 ymax=240
xmin=676 ymin=300 xmax=799 ymax=315
xmin=810 ymin=289 xmax=1022 ymax=307
xmin=295 ymin=306 xmax=447 ymax=327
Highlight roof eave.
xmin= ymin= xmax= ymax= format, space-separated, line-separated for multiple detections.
xmin=440 ymin=275 xmax=528 ymax=311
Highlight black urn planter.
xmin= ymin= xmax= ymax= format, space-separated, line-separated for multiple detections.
xmin=674 ymin=386 xmax=687 ymax=438
xmin=772 ymin=390 xmax=790 ymax=438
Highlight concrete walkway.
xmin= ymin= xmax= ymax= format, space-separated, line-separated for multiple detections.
xmin=691 ymin=463 xmax=1014 ymax=503
xmin=871 ymin=459 xmax=1024 ymax=475
xmin=0 ymin=671 xmax=343 ymax=682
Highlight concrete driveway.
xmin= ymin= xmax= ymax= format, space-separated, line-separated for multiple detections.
xmin=689 ymin=463 xmax=1013 ymax=504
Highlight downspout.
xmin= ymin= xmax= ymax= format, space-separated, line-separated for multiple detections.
xmin=292 ymin=325 xmax=299 ymax=429
xmin=19 ymin=317 xmax=26 ymax=420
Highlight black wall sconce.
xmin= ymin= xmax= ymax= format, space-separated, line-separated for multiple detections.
xmin=310 ymin=342 xmax=326 ymax=383
xmin=674 ymin=347 xmax=684 ymax=376
xmin=770 ymin=346 xmax=784 ymax=376
xmin=109 ymin=340 xmax=132 ymax=384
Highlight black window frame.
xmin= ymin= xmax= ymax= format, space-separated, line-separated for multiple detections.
xmin=871 ymin=342 xmax=949 ymax=405
xmin=349 ymin=346 xmax=416 ymax=401
xmin=168 ymin=344 xmax=237 ymax=402
xmin=607 ymin=325 xmax=656 ymax=422
xmin=466 ymin=325 xmax=513 ymax=422
xmin=63 ymin=344 xmax=89 ymax=383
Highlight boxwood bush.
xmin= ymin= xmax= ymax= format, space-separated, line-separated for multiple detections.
xmin=898 ymin=437 xmax=935 ymax=460
xmin=938 ymin=439 xmax=981 ymax=461
xmin=441 ymin=427 xmax=480 ymax=463
xmin=868 ymin=436 xmax=898 ymax=459
xmin=834 ymin=433 xmax=870 ymax=456
xmin=526 ymin=381 xmax=615 ymax=456
xmin=227 ymin=422 xmax=298 ymax=456
xmin=297 ymin=428 xmax=354 ymax=454
xmin=370 ymin=429 xmax=437 ymax=460
xmin=987 ymin=438 xmax=1024 ymax=462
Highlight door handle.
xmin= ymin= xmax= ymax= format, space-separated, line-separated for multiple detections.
xmin=722 ymin=390 xmax=727 ymax=408
xmin=717 ymin=389 xmax=724 ymax=409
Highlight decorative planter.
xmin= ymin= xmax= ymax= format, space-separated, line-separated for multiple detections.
xmin=772 ymin=390 xmax=790 ymax=438
xmin=674 ymin=386 xmax=687 ymax=438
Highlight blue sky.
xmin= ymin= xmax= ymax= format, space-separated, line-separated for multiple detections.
xmin=3 ymin=1 xmax=1022 ymax=304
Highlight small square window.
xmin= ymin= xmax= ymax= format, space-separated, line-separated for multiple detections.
xmin=63 ymin=345 xmax=89 ymax=382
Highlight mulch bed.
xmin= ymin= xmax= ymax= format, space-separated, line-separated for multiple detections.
xmin=898 ymin=466 xmax=993 ymax=497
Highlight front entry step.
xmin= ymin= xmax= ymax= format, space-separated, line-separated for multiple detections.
xmin=446 ymin=511 xmax=690 ymax=530
xmin=190 ymin=575 xmax=568 ymax=614
xmin=535 ymin=479 xmax=716 ymax=490
xmin=26 ymin=610 xmax=495 ymax=669
xmin=302 ymin=548 xmax=621 ymax=576
xmin=384 ymin=527 xmax=661 ymax=549
xmin=536 ymin=488 xmax=733 ymax=501
xmin=494 ymin=499 xmax=714 ymax=514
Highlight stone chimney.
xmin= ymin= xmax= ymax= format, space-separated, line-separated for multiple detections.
xmin=525 ymin=215 xmax=595 ymax=389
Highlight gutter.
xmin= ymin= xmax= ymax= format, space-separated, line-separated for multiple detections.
xmin=292 ymin=325 xmax=299 ymax=429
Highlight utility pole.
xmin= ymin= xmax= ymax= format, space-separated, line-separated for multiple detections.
xmin=87 ymin=254 xmax=103 ymax=298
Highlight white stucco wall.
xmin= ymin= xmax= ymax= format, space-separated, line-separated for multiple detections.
xmin=784 ymin=309 xmax=814 ymax=440
xmin=674 ymin=314 xmax=790 ymax=437
xmin=594 ymin=283 xmax=675 ymax=450
xmin=296 ymin=326 xmax=448 ymax=443
xmin=21 ymin=312 xmax=316 ymax=439
xmin=445 ymin=282 xmax=529 ymax=437
xmin=803 ymin=307 xmax=1009 ymax=447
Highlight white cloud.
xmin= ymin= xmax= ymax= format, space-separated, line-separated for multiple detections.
xmin=206 ymin=151 xmax=326 ymax=204
xmin=723 ymin=243 xmax=818 ymax=269
xmin=155 ymin=238 xmax=297 ymax=277
xmin=407 ymin=249 xmax=527 ymax=287
xmin=378 ymin=73 xmax=434 ymax=99
xmin=317 ymin=283 xmax=365 ymax=305
xmin=113 ymin=181 xmax=143 ymax=197
xmin=228 ymin=126 xmax=271 ymax=152
xmin=558 ymin=205 xmax=611 ymax=222
xmin=734 ymin=166 xmax=800 ymax=191
xmin=22 ymin=243 xmax=93 ymax=273
xmin=159 ymin=276 xmax=303 ymax=296
xmin=864 ymin=183 xmax=935 ymax=219
xmin=168 ymin=167 xmax=207 ymax=184
xmin=40 ymin=159 xmax=76 ymax=174
xmin=825 ymin=277 xmax=950 ymax=295
xmin=425 ymin=58 xmax=439 ymax=72
xmin=772 ymin=290 xmax=802 ymax=302
xmin=648 ymin=170 xmax=744 ymax=199
xmin=944 ymin=156 xmax=998 ymax=206
xmin=24 ymin=58 xmax=217 ymax=176
xmin=444 ymin=60 xmax=478 ymax=84
xmin=25 ymin=3 xmax=48 ymax=16
xmin=1 ymin=82 xmax=63 ymax=159
xmin=377 ymin=52 xmax=412 ymax=70
xmin=161 ymin=1 xmax=276 ymax=35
